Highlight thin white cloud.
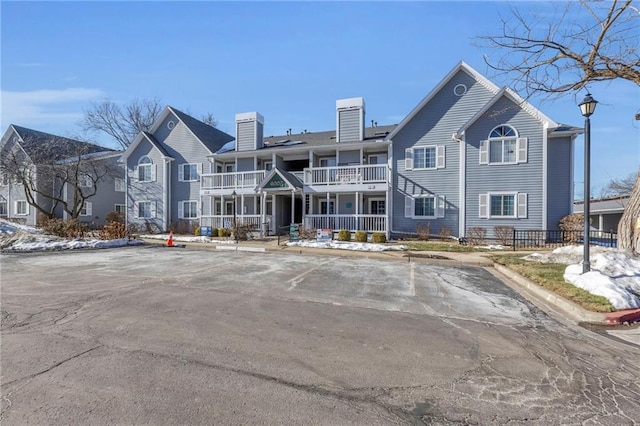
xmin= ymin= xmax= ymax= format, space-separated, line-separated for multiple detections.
xmin=0 ymin=87 xmax=105 ymax=130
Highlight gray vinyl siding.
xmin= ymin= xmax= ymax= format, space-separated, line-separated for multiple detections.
xmin=158 ymin=121 xmax=210 ymax=223
xmin=153 ymin=112 xmax=179 ymax=143
xmin=546 ymin=137 xmax=573 ymax=229
xmin=75 ymin=158 xmax=124 ymax=227
xmin=338 ymin=150 xmax=360 ymax=165
xmin=338 ymin=109 xmax=361 ymax=143
xmin=127 ymin=140 xmax=165 ymax=232
xmin=237 ymin=157 xmax=254 ymax=172
xmin=236 ymin=121 xmax=257 ymax=152
xmin=465 ymin=96 xmax=544 ymax=238
xmin=392 ymin=70 xmax=497 ymax=237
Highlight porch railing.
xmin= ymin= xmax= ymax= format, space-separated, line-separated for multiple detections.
xmin=303 ymin=165 xmax=387 ymax=186
xmin=200 ymin=215 xmax=262 ymax=229
xmin=304 ymin=214 xmax=387 ymax=232
xmin=201 ymin=171 xmax=266 ymax=190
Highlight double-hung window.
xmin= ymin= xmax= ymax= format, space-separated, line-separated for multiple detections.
xmin=0 ymin=201 xmax=7 ymax=216
xmin=404 ymin=195 xmax=445 ymax=218
xmin=114 ymin=178 xmax=125 ymax=192
xmin=479 ymin=193 xmax=527 ymax=219
xmin=15 ymin=200 xmax=28 ymax=215
xmin=137 ymin=201 xmax=154 ymax=219
xmin=480 ymin=125 xmax=528 ymax=165
xmin=179 ymin=164 xmax=199 ymax=182
xmin=137 ymin=156 xmax=155 ymax=182
xmin=179 ymin=200 xmax=198 ymax=219
xmin=405 ymin=145 xmax=445 ymax=170
xmin=80 ymin=202 xmax=93 ymax=216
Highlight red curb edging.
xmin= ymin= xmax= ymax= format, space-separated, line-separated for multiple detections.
xmin=604 ymin=308 xmax=640 ymax=325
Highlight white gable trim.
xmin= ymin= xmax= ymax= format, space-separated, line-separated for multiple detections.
xmin=120 ymin=132 xmax=175 ymax=162
xmin=454 ymin=87 xmax=558 ymax=138
xmin=166 ymin=106 xmax=217 ymax=155
xmin=386 ymin=61 xmax=500 ymax=141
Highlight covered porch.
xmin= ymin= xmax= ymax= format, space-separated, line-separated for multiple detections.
xmin=304 ymin=191 xmax=388 ymax=234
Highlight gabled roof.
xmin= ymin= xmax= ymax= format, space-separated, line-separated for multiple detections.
xmin=121 ymin=106 xmax=234 ymax=161
xmin=9 ymin=125 xmax=112 ymax=162
xmin=168 ymin=107 xmax=234 ymax=153
xmin=255 ymin=167 xmax=303 ymax=192
xmin=386 ymin=61 xmax=501 ymax=141
xmin=454 ymin=87 xmax=560 ymax=138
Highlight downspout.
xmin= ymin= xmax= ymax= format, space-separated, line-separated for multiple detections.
xmin=452 ymin=133 xmax=465 ymax=238
xmin=164 ymin=158 xmax=171 ymax=232
xmin=542 ymin=123 xmax=549 ymax=229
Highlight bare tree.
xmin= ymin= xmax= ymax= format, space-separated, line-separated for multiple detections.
xmin=80 ymin=98 xmax=163 ymax=150
xmin=601 ymin=171 xmax=639 ymax=197
xmin=200 ymin=112 xmax=218 ymax=128
xmin=0 ymin=136 xmax=120 ymax=220
xmin=479 ymin=0 xmax=640 ymax=254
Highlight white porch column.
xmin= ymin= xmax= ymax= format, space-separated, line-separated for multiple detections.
xmin=385 ymin=188 xmax=389 ymax=236
xmin=598 ymin=214 xmax=604 ymax=232
xmin=241 ymin=194 xmax=245 ymax=222
xmin=291 ymin=191 xmax=295 ymax=224
xmin=356 ymin=191 xmax=360 ymax=232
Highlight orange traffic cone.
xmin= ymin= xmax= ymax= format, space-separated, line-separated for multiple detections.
xmin=167 ymin=231 xmax=175 ymax=247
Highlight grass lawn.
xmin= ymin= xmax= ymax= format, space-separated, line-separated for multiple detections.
xmin=401 ymin=241 xmax=479 ymax=253
xmin=490 ymin=254 xmax=615 ymax=313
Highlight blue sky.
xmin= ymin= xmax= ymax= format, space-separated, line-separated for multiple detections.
xmin=1 ymin=1 xmax=638 ymax=195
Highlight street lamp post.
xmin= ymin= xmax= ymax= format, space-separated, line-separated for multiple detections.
xmin=578 ymin=93 xmax=598 ymax=273
xmin=232 ymin=190 xmax=238 ymax=243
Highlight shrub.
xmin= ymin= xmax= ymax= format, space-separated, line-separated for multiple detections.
xmin=559 ymin=213 xmax=586 ymax=243
xmin=466 ymin=227 xmax=486 ymax=245
xmin=338 ymin=229 xmax=351 ymax=242
xmin=218 ymin=227 xmax=231 ymax=238
xmin=210 ymin=228 xmax=218 ymax=238
xmin=299 ymin=227 xmax=317 ymax=240
xmin=194 ymin=227 xmax=201 ymax=236
xmin=98 ymin=221 xmax=127 ymax=240
xmin=355 ymin=230 xmax=368 ymax=243
xmin=372 ymin=233 xmax=386 ymax=244
xmin=41 ymin=218 xmax=88 ymax=238
xmin=438 ymin=226 xmax=452 ymax=241
xmin=416 ymin=223 xmax=431 ymax=241
xmin=233 ymin=224 xmax=254 ymax=241
xmin=105 ymin=211 xmax=125 ymax=224
xmin=494 ymin=225 xmax=514 ymax=245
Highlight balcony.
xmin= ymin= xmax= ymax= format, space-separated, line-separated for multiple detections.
xmin=201 ymin=171 xmax=266 ymax=191
xmin=303 ymin=164 xmax=387 ymax=186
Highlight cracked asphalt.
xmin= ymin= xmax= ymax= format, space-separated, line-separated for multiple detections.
xmin=1 ymin=245 xmax=640 ymax=425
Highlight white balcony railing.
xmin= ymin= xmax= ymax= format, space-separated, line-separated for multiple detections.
xmin=304 ymin=164 xmax=387 ymax=186
xmin=200 ymin=215 xmax=263 ymax=229
xmin=201 ymin=171 xmax=266 ymax=190
xmin=304 ymin=214 xmax=387 ymax=232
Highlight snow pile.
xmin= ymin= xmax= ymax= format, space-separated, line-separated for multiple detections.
xmin=139 ymin=234 xmax=228 ymax=244
xmin=476 ymin=244 xmax=505 ymax=250
xmin=525 ymin=245 xmax=640 ymax=310
xmin=0 ymin=219 xmax=143 ymax=252
xmin=286 ymin=240 xmax=406 ymax=252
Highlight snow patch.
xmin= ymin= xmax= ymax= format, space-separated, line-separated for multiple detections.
xmin=286 ymin=240 xmax=406 ymax=252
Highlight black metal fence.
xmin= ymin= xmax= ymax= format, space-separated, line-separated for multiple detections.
xmin=511 ymin=229 xmax=617 ymax=251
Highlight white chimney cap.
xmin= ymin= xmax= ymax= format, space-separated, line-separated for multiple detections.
xmin=336 ymin=97 xmax=365 ymax=110
xmin=235 ymin=112 xmax=264 ymax=124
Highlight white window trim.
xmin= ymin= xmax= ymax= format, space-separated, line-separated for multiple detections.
xmin=0 ymin=200 xmax=8 ymax=216
xmin=115 ymin=204 xmax=126 ymax=214
xmin=114 ymin=178 xmax=125 ymax=192
xmin=488 ymin=139 xmax=518 ymax=165
xmin=15 ymin=200 xmax=29 ymax=216
xmin=404 ymin=195 xmax=445 ymax=219
xmin=178 ymin=200 xmax=199 ymax=219
xmin=368 ymin=198 xmax=386 ymax=215
xmin=80 ymin=201 xmax=93 ymax=217
xmin=135 ymin=156 xmax=156 ymax=183
xmin=79 ymin=175 xmax=92 ymax=188
xmin=405 ymin=145 xmax=445 ymax=170
xmin=224 ymin=200 xmax=234 ymax=215
xmin=480 ymin=124 xmax=527 ymax=166
xmin=479 ymin=192 xmax=528 ymax=219
xmin=319 ymin=199 xmax=336 ymax=215
xmin=136 ymin=200 xmax=155 ymax=219
xmin=178 ymin=163 xmax=201 ymax=182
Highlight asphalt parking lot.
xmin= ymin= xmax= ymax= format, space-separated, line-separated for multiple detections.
xmin=2 ymin=246 xmax=640 ymax=424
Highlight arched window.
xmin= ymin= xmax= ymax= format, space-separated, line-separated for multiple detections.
xmin=137 ymin=156 xmax=154 ymax=182
xmin=488 ymin=125 xmax=518 ymax=164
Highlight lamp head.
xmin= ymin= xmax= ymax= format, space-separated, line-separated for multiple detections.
xmin=579 ymin=93 xmax=598 ymax=118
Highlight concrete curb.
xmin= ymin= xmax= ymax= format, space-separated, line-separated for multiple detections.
xmin=492 ymin=263 xmax=639 ymax=325
xmin=215 ymin=245 xmax=266 ymax=253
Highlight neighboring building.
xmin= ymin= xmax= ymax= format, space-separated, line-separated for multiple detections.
xmin=120 ymin=106 xmax=234 ymax=233
xmin=0 ymin=125 xmax=123 ymax=227
xmin=574 ymin=195 xmax=630 ymax=234
xmin=199 ymin=61 xmax=582 ymax=239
